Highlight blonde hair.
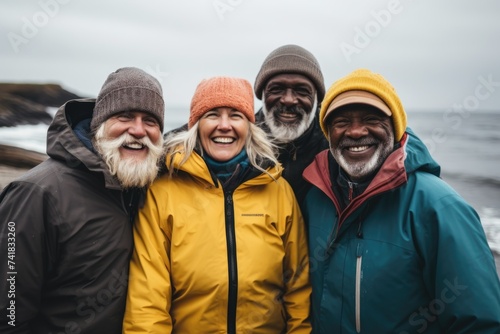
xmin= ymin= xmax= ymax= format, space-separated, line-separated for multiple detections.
xmin=164 ymin=121 xmax=279 ymax=178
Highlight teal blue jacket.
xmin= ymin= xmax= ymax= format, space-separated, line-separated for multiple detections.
xmin=302 ymin=130 xmax=500 ymax=333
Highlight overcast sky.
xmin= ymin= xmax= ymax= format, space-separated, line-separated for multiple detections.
xmin=1 ymin=0 xmax=499 ymax=114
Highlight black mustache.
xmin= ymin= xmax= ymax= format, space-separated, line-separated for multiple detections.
xmin=338 ymin=138 xmax=377 ymax=149
xmin=271 ymin=104 xmax=307 ymax=115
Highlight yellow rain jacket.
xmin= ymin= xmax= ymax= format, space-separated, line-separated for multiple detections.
xmin=123 ymin=151 xmax=311 ymax=333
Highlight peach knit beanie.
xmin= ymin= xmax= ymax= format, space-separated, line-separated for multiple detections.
xmin=189 ymin=76 xmax=255 ymax=128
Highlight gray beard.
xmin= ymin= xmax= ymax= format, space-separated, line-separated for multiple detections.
xmin=330 ymin=130 xmax=395 ymax=181
xmin=93 ymin=124 xmax=164 ymax=188
xmin=262 ymin=95 xmax=317 ymax=143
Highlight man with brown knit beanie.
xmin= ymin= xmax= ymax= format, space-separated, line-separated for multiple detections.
xmin=254 ymin=44 xmax=329 ymax=208
xmin=0 ymin=67 xmax=165 ymax=334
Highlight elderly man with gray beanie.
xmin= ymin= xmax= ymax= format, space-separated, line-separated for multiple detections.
xmin=254 ymin=44 xmax=329 ymax=207
xmin=0 ymin=67 xmax=165 ymax=334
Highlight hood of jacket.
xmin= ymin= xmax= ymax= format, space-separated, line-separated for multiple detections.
xmin=403 ymin=127 xmax=441 ymax=175
xmin=46 ymin=98 xmax=123 ymax=190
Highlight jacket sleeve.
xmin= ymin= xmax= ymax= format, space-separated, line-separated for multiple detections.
xmin=281 ymin=187 xmax=312 ymax=334
xmin=122 ymin=185 xmax=173 ymax=333
xmin=0 ymin=182 xmax=56 ymax=334
xmin=417 ymin=191 xmax=500 ymax=333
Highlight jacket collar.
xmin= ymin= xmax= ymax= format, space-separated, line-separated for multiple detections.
xmin=166 ymin=149 xmax=282 ymax=189
xmin=303 ymin=133 xmax=410 ymax=214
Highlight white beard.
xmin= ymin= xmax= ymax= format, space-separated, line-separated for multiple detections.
xmin=330 ymin=130 xmax=394 ymax=181
xmin=262 ymin=94 xmax=317 ymax=143
xmin=93 ymin=125 xmax=164 ymax=188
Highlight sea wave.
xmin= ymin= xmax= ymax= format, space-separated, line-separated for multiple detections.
xmin=0 ymin=123 xmax=47 ymax=153
xmin=479 ymin=207 xmax=500 ymax=256
xmin=441 ymin=171 xmax=500 ymax=189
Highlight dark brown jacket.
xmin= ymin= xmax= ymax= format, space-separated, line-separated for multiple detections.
xmin=0 ymin=99 xmax=141 ymax=334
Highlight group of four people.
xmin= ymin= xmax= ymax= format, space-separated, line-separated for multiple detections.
xmin=1 ymin=45 xmax=499 ymax=333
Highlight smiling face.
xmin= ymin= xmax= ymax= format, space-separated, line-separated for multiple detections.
xmin=262 ymin=73 xmax=317 ymax=142
xmin=93 ymin=111 xmax=163 ymax=188
xmin=198 ymin=107 xmax=249 ymax=162
xmin=103 ymin=111 xmax=162 ymax=160
xmin=326 ymin=104 xmax=394 ymax=181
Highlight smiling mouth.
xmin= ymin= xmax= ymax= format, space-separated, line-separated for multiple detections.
xmin=277 ymin=112 xmax=299 ymax=122
xmin=213 ymin=137 xmax=235 ymax=144
xmin=347 ymin=145 xmax=370 ymax=152
xmin=122 ymin=142 xmax=146 ymax=150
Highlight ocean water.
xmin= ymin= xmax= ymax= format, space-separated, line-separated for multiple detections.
xmin=407 ymin=110 xmax=500 ymax=256
xmin=0 ymin=109 xmax=499 ymax=259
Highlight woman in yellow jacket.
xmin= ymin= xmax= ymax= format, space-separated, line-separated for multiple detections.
xmin=123 ymin=76 xmax=311 ymax=333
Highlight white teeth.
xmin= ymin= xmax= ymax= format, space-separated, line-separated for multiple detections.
xmin=349 ymin=146 xmax=369 ymax=152
xmin=280 ymin=113 xmax=297 ymax=119
xmin=213 ymin=137 xmax=234 ymax=143
xmin=124 ymin=143 xmax=144 ymax=150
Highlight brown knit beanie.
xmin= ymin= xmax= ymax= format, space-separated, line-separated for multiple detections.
xmin=254 ymin=44 xmax=325 ymax=101
xmin=189 ymin=76 xmax=255 ymax=129
xmin=91 ymin=67 xmax=165 ymax=133
xmin=320 ymin=69 xmax=407 ymax=142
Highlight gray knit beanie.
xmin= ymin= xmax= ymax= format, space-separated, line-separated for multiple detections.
xmin=91 ymin=67 xmax=165 ymax=133
xmin=254 ymin=44 xmax=325 ymax=101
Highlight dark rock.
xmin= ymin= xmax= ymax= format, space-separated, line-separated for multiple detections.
xmin=0 ymin=144 xmax=47 ymax=168
xmin=0 ymin=92 xmax=53 ymax=127
xmin=0 ymin=83 xmax=78 ymax=171
xmin=0 ymin=83 xmax=83 ymax=127
xmin=0 ymin=83 xmax=81 ymax=107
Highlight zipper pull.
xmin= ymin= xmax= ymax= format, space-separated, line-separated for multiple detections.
xmin=356 ymin=219 xmax=363 ymax=238
xmin=348 ymin=181 xmax=354 ymax=202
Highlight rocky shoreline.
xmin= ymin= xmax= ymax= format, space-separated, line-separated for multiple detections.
xmin=0 ymin=83 xmax=80 ymax=127
xmin=0 ymin=82 xmax=74 ymax=188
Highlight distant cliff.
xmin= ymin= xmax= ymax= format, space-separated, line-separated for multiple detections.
xmin=0 ymin=83 xmax=82 ymax=168
xmin=0 ymin=83 xmax=81 ymax=127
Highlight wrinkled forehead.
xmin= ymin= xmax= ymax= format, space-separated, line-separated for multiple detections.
xmin=265 ymin=73 xmax=315 ymax=88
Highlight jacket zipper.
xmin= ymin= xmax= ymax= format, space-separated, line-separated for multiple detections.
xmin=355 ymin=242 xmax=363 ymax=333
xmin=224 ymin=190 xmax=238 ymax=334
xmin=127 ymin=190 xmax=136 ymax=223
xmin=118 ymin=190 xmax=135 ymax=223
xmin=325 ymin=183 xmax=356 ymax=257
xmin=348 ymin=181 xmax=354 ymax=202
